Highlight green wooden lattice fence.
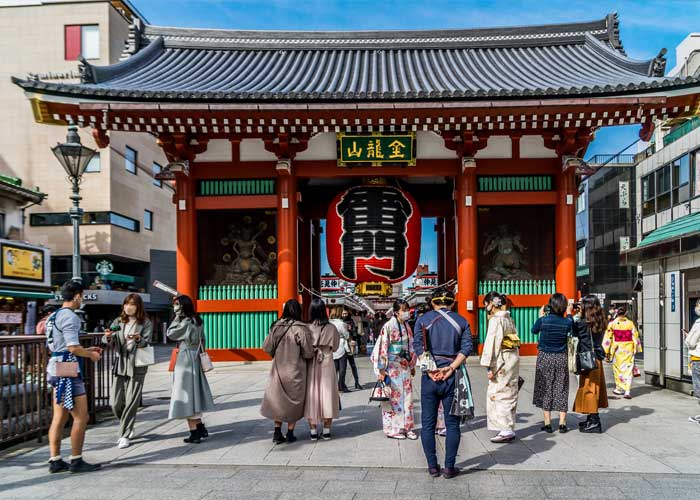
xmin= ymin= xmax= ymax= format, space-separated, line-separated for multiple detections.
xmin=478 ymin=280 xmax=555 ymax=295
xmin=199 ymin=284 xmax=278 ymax=300
xmin=478 ymin=307 xmax=540 ymax=344
xmin=202 ymin=311 xmax=278 ymax=349
xmin=477 ymin=176 xmax=553 ymax=192
xmin=198 ymin=179 xmax=275 ymax=196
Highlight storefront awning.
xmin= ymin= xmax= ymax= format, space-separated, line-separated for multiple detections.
xmin=103 ymin=273 xmax=135 ymax=284
xmin=622 ymin=212 xmax=700 ymax=263
xmin=0 ymin=289 xmax=54 ymax=299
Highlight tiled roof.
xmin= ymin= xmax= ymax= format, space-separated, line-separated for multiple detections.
xmin=13 ymin=13 xmax=698 ymax=103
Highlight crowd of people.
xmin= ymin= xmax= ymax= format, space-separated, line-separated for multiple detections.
xmin=42 ymin=278 xmax=700 ymax=479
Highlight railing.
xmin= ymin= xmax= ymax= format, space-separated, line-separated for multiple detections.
xmin=586 ymin=154 xmax=636 ymax=165
xmin=0 ymin=333 xmax=115 ymax=448
xmin=663 ymin=116 xmax=700 ymax=147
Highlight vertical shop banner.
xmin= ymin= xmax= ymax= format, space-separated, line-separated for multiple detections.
xmin=326 ymin=185 xmax=421 ymax=283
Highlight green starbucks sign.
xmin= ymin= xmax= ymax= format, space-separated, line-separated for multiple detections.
xmin=337 ymin=133 xmax=416 ymax=167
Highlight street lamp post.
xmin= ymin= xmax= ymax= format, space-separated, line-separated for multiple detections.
xmin=51 ymin=123 xmax=96 ymax=283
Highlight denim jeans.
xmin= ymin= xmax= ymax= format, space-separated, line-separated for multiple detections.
xmin=420 ymin=373 xmax=462 ymax=468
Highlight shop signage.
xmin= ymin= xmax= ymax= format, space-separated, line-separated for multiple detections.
xmin=96 ymin=260 xmax=114 ymax=276
xmin=619 ymin=181 xmax=629 ymax=209
xmin=0 ymin=239 xmax=48 ymax=286
xmin=671 ymin=273 xmax=676 ymax=312
xmin=0 ymin=312 xmax=22 ymax=324
xmin=337 ymin=133 xmax=416 ymax=167
xmin=326 ymin=185 xmax=421 ymax=283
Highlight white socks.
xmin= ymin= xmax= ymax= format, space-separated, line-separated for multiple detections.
xmin=323 ymin=427 xmax=331 ymax=435
xmin=49 ymin=456 xmax=62 ymax=462
xmin=69 ymin=455 xmax=82 ymax=461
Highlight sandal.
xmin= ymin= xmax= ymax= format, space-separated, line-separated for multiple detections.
xmin=405 ymin=431 xmax=419 ymax=440
xmin=387 ymin=433 xmax=406 ymax=440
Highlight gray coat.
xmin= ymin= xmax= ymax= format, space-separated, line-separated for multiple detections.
xmin=167 ymin=316 xmax=215 ymax=419
xmin=104 ymin=318 xmax=153 ymax=378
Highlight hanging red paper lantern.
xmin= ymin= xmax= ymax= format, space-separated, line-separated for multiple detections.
xmin=326 ymin=185 xmax=421 ymax=284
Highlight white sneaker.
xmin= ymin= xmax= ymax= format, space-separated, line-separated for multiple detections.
xmin=689 ymin=415 xmax=700 ymax=424
xmin=128 ymin=430 xmax=136 ymax=439
xmin=117 ymin=437 xmax=130 ymax=449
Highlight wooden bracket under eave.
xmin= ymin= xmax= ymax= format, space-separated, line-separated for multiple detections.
xmin=29 ymin=98 xmax=65 ymax=125
xmin=92 ymin=128 xmax=110 ymax=148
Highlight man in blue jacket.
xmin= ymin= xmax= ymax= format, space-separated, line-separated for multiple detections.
xmin=413 ymin=288 xmax=472 ymax=479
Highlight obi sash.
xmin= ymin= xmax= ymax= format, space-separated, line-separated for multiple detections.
xmin=612 ymin=329 xmax=633 ymax=342
xmin=387 ymin=343 xmax=406 ymax=355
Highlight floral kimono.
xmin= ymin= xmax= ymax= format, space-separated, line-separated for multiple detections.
xmin=371 ymin=316 xmax=416 ymax=436
xmin=480 ymin=311 xmax=520 ymax=433
xmin=603 ymin=317 xmax=642 ymax=393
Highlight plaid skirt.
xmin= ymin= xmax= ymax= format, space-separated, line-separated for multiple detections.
xmin=533 ymin=351 xmax=569 ymax=412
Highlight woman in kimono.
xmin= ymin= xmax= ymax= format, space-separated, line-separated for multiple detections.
xmin=603 ymin=304 xmax=642 ymax=399
xmin=103 ymin=294 xmax=152 ymax=449
xmin=261 ymin=299 xmax=314 ymax=444
xmin=304 ymin=298 xmax=341 ymax=440
xmin=167 ymin=295 xmax=215 ymax=444
xmin=480 ymin=291 xmax=520 ymax=443
xmin=371 ymin=299 xmax=417 ymax=440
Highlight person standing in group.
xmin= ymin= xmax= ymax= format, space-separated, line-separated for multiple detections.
xmin=413 ymin=289 xmax=472 ymax=479
xmin=167 ymin=295 xmax=215 ymax=444
xmin=261 ymin=299 xmax=314 ymax=444
xmin=531 ymin=293 xmax=573 ymax=433
xmin=572 ymin=295 xmax=609 ymax=433
xmin=684 ymin=298 xmax=700 ymax=424
xmin=342 ymin=308 xmax=363 ymax=388
xmin=480 ymin=292 xmax=521 ymax=443
xmin=103 ymin=294 xmax=153 ymax=449
xmin=603 ymin=304 xmax=642 ymax=399
xmin=46 ymin=280 xmax=103 ymax=474
xmin=304 ymin=298 xmax=341 ymax=440
xmin=371 ymin=299 xmax=417 ymax=440
xmin=330 ymin=306 xmax=359 ymax=392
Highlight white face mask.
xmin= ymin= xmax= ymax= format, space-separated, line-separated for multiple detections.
xmin=399 ymin=311 xmax=411 ymax=322
xmin=173 ymin=304 xmax=182 ymax=314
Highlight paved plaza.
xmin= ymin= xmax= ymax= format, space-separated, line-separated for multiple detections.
xmin=2 ymin=350 xmax=700 ymax=499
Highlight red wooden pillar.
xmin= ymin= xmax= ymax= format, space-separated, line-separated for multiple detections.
xmin=456 ymin=164 xmax=478 ymax=334
xmin=312 ymin=219 xmax=322 ymax=294
xmin=555 ymin=167 xmax=577 ymax=300
xmin=444 ymin=214 xmax=457 ymax=281
xmin=300 ymin=215 xmax=312 ymax=314
xmin=175 ymin=172 xmax=197 ymax=300
xmin=435 ymin=217 xmax=445 ymax=283
xmin=276 ymin=165 xmax=298 ymax=309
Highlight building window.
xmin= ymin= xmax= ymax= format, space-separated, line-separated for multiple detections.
xmin=576 ymin=188 xmax=586 ymax=213
xmin=673 ymin=154 xmax=690 ymax=205
xmin=30 ymin=211 xmax=139 ymax=232
xmin=65 ymin=25 xmax=99 ymax=61
xmin=152 ymin=163 xmax=162 ymax=187
xmin=656 ymin=164 xmax=672 ymax=212
xmin=84 ymin=152 xmax=100 ymax=173
xmin=144 ymin=210 xmax=153 ymax=231
xmin=693 ymin=150 xmax=700 ymax=198
xmin=642 ymin=174 xmax=655 ymax=217
xmin=0 ymin=213 xmax=5 ymax=238
xmin=125 ymin=146 xmax=137 ymax=175
xmin=577 ymin=245 xmax=586 ymax=267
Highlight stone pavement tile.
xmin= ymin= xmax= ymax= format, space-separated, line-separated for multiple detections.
xmin=468 ymin=483 xmax=547 ymax=499
xmin=158 ymin=465 xmax=238 ymax=479
xmin=233 ymin=466 xmax=301 ymax=480
xmin=356 ymin=494 xmax=431 ymax=500
xmin=252 ymin=479 xmax=326 ymax=493
xmin=571 ymin=472 xmax=651 ymax=489
xmin=498 ymin=470 xmax=578 ymax=485
xmin=364 ymin=469 xmax=442 ymax=482
xmin=202 ymin=491 xmax=280 ymax=500
xmin=278 ymin=494 xmax=355 ymax=500
xmin=184 ymin=478 xmax=257 ymax=493
xmin=52 ymin=487 xmax=137 ymax=500
xmin=322 ymin=479 xmax=397 ymax=494
xmin=297 ymin=467 xmax=367 ymax=481
xmin=639 ymin=476 xmax=700 ymax=489
xmin=543 ymin=485 xmax=627 ymax=498
xmin=620 ymin=487 xmax=700 ymax=500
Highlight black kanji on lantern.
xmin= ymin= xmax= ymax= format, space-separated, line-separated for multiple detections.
xmin=336 ymin=186 xmax=413 ymax=280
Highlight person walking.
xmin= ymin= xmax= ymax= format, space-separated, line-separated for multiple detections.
xmin=413 ymin=289 xmax=472 ymax=479
xmin=684 ymin=298 xmax=700 ymax=424
xmin=572 ymin=295 xmax=609 ymax=433
xmin=603 ymin=304 xmax=642 ymax=399
xmin=261 ymin=299 xmax=314 ymax=444
xmin=304 ymin=298 xmax=341 ymax=440
xmin=46 ymin=280 xmax=103 ymax=474
xmin=371 ymin=299 xmax=417 ymax=440
xmin=531 ymin=293 xmax=572 ymax=433
xmin=167 ymin=295 xmax=215 ymax=444
xmin=342 ymin=308 xmax=363 ymax=388
xmin=103 ymin=294 xmax=153 ymax=449
xmin=480 ymin=291 xmax=521 ymax=443
xmin=330 ymin=306 xmax=352 ymax=392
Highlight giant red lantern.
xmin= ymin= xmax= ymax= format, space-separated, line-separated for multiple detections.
xmin=326 ymin=185 xmax=421 ymax=284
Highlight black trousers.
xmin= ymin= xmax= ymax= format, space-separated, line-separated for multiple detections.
xmin=335 ymin=356 xmax=348 ymax=390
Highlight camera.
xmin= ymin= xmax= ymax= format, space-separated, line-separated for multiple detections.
xmin=542 ymin=304 xmax=552 ymax=316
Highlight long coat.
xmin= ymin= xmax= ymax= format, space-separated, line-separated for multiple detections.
xmin=104 ymin=318 xmax=153 ymax=378
xmin=304 ymin=321 xmax=341 ymax=422
xmin=260 ymin=319 xmax=314 ymax=422
xmin=167 ymin=316 xmax=215 ymax=419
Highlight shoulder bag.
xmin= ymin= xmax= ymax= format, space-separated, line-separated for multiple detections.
xmin=135 ymin=345 xmax=155 ymax=367
xmin=575 ymin=325 xmax=597 ymax=374
xmin=198 ymin=333 xmax=214 ymax=373
xmin=417 ymin=316 xmax=440 ymax=372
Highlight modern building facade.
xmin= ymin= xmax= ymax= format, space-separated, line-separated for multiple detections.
xmin=0 ymin=0 xmax=176 ymax=329
xmin=623 ymin=33 xmax=700 ymax=394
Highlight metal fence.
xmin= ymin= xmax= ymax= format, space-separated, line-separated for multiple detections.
xmin=587 ymin=154 xmax=636 ymax=165
xmin=0 ymin=333 xmax=115 ymax=448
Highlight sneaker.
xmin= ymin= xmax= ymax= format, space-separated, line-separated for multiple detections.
xmin=428 ymin=466 xmax=441 ymax=478
xmin=117 ymin=437 xmax=130 ymax=449
xmin=688 ymin=415 xmax=700 ymax=424
xmin=69 ymin=457 xmax=101 ymax=474
xmin=310 ymin=431 xmax=318 ymax=441
xmin=442 ymin=467 xmax=460 ymax=479
xmin=48 ymin=459 xmax=70 ymax=474
xmin=490 ymin=434 xmax=515 ymax=443
xmin=321 ymin=432 xmax=332 ymax=441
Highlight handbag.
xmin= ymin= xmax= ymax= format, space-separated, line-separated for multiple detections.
xmin=574 ymin=326 xmax=598 ymax=375
xmin=135 ymin=345 xmax=155 ymax=367
xmin=368 ymin=379 xmax=390 ymax=402
xmin=56 ymin=361 xmax=79 ymax=378
xmin=417 ymin=317 xmax=439 ymax=372
xmin=633 ymin=365 xmax=642 ymax=378
xmin=167 ymin=348 xmax=179 ymax=372
xmin=198 ymin=335 xmax=214 ymax=373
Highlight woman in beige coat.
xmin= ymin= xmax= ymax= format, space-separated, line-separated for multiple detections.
xmin=261 ymin=299 xmax=314 ymax=444
xmin=304 ymin=298 xmax=340 ymax=440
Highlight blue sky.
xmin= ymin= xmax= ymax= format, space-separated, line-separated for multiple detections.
xmin=135 ymin=0 xmax=699 ymax=277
